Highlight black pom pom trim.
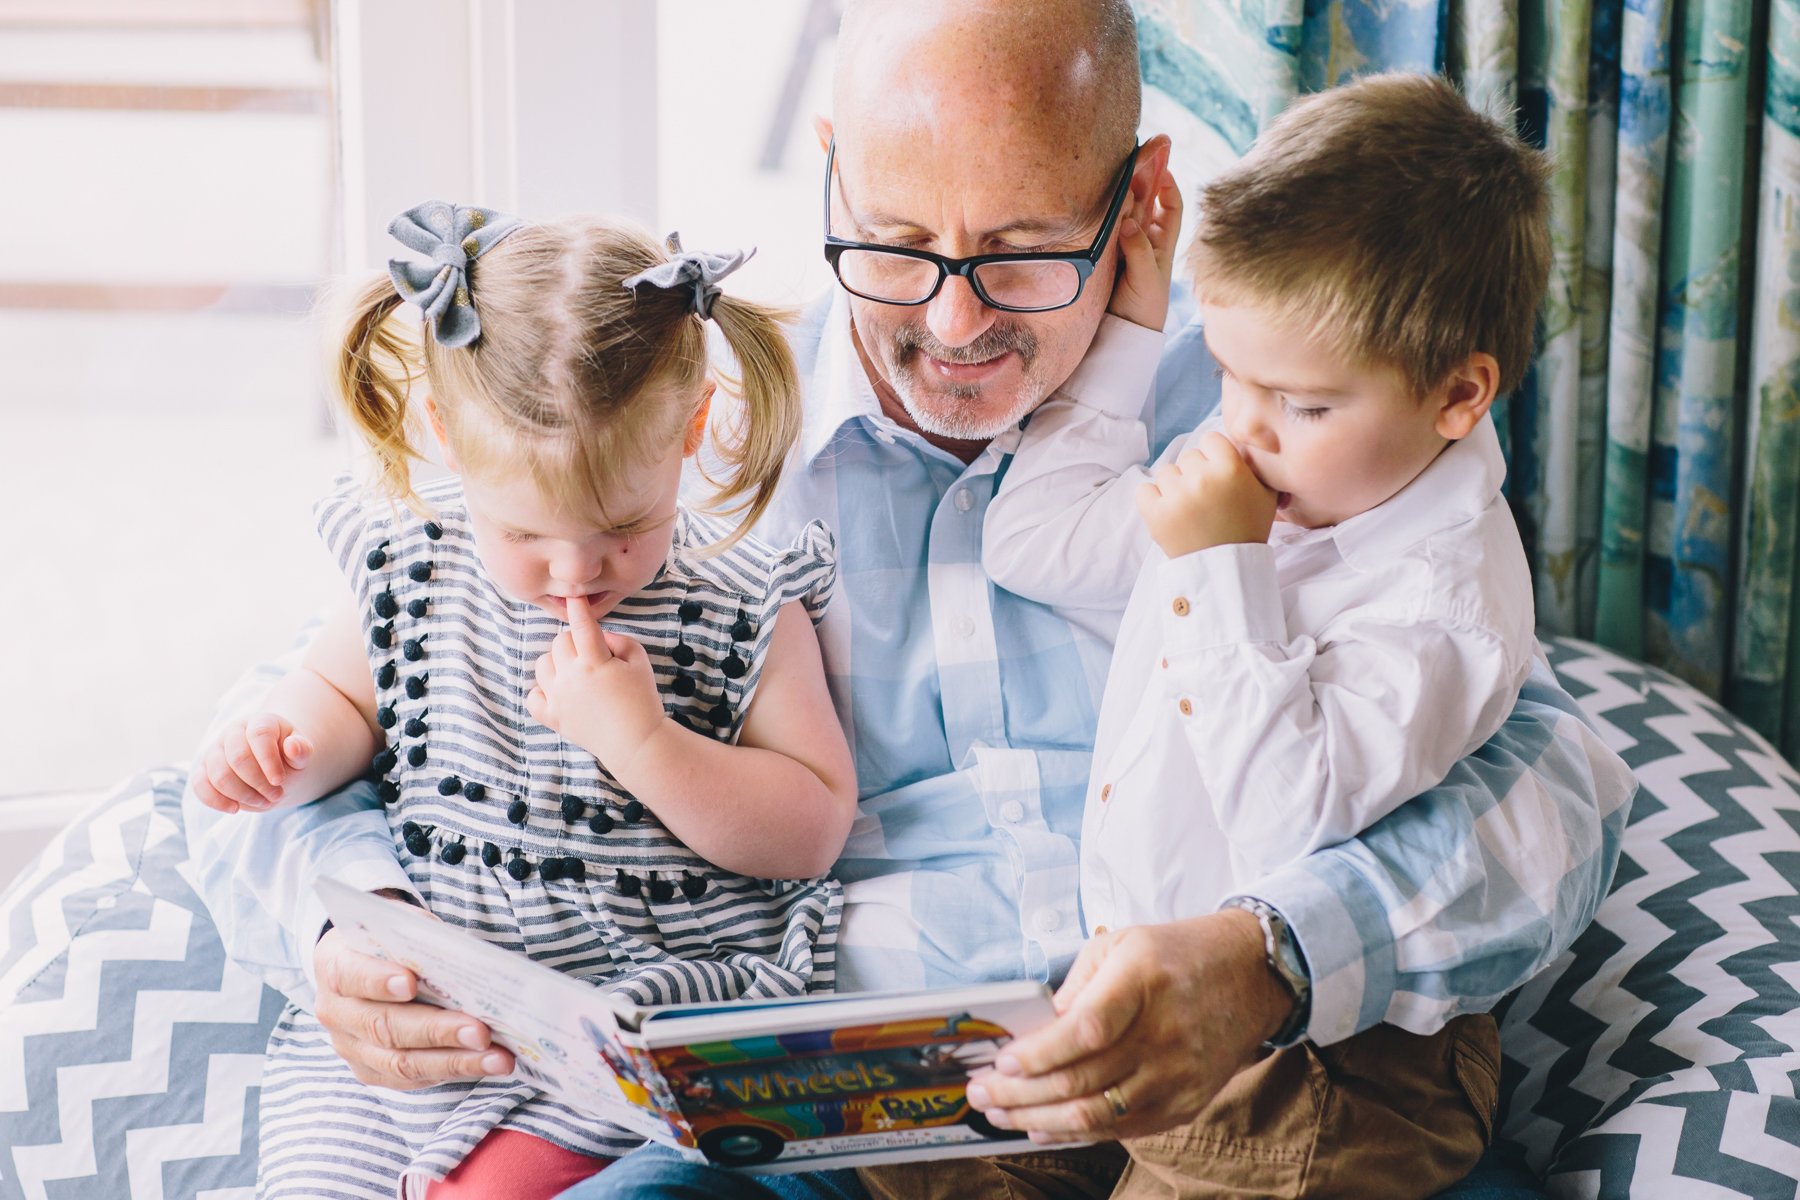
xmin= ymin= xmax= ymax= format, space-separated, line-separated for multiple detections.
xmin=560 ymin=794 xmax=585 ymax=823
xmin=377 ymin=780 xmax=400 ymax=805
xmin=506 ymin=856 xmax=532 ymax=881
xmin=589 ymin=812 xmax=615 ymax=835
xmin=407 ymin=597 xmax=429 ymax=619
xmin=722 ymin=651 xmax=746 ymax=679
xmin=481 ymin=841 xmax=501 ymax=867
xmin=378 ymin=661 xmax=398 ymax=689
xmin=404 ymin=714 xmax=428 ymax=738
xmin=464 ymin=782 xmax=487 ymax=802
xmin=438 ymin=775 xmax=462 ymax=795
xmin=406 ymin=674 xmax=428 ymax=699
xmin=681 ymin=872 xmax=707 ymax=899
xmin=441 ymin=841 xmax=466 ymax=865
xmin=621 ymin=800 xmax=645 ymax=823
xmin=408 ymin=561 xmax=433 ymax=583
xmin=365 ymin=541 xmax=389 ymax=570
xmin=423 ymin=520 xmax=444 ymax=541
xmin=372 ymin=748 xmax=398 ymax=774
xmin=649 ymin=874 xmax=675 ymax=904
xmin=507 ymin=799 xmax=529 ymax=825
xmin=672 ymin=673 xmax=696 ymax=697
xmin=671 ymin=642 xmax=696 ymax=668
xmin=564 ymin=858 xmax=586 ymax=882
xmin=708 ymin=703 xmax=732 ymax=727
xmin=678 ymin=600 xmax=703 ymax=623
xmin=374 ymin=591 xmax=398 ymax=619
xmin=406 ymin=744 xmax=427 ymax=768
xmin=371 ymin=623 xmax=394 ymax=650
xmin=376 ymin=706 xmax=397 ymax=729
xmin=403 ymin=635 xmax=428 ymax=662
xmin=616 ymin=870 xmax=642 ymax=897
xmin=540 ymin=856 xmax=565 ymax=881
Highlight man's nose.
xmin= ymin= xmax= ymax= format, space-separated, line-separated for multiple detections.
xmin=924 ymin=274 xmax=997 ymax=348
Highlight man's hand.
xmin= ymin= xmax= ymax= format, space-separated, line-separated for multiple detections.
xmin=527 ymin=593 xmax=668 ymax=774
xmin=963 ymin=910 xmax=1293 ymax=1142
xmin=193 ymin=713 xmax=315 ymax=813
xmin=313 ymin=926 xmax=514 ymax=1090
xmin=1135 ymin=433 xmax=1278 ymax=559
xmin=1107 ymin=162 xmax=1183 ymax=333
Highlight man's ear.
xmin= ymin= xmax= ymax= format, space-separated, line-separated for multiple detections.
xmin=1433 ymin=353 xmax=1502 ymax=441
xmin=683 ymin=381 xmax=716 ymax=457
xmin=424 ymin=396 xmax=461 ymax=472
xmin=811 ymin=114 xmax=834 ymax=153
xmin=1127 ymin=134 xmax=1173 ymax=220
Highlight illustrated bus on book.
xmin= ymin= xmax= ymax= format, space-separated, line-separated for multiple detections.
xmin=592 ymin=1011 xmax=1031 ymax=1166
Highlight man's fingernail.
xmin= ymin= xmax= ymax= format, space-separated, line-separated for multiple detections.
xmin=458 ymin=1026 xmax=485 ymax=1049
xmin=966 ymin=1082 xmax=991 ymax=1109
xmin=996 ymin=1054 xmax=1022 ymax=1076
xmin=480 ymin=1052 xmax=509 ymax=1074
xmin=386 ymin=975 xmax=411 ymax=998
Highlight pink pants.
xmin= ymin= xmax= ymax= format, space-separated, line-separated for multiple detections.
xmin=423 ymin=1129 xmax=611 ymax=1200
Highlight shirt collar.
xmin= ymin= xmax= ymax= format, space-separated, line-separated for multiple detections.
xmin=1310 ymin=414 xmax=1509 ymax=569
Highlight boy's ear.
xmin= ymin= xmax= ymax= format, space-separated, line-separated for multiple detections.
xmin=1434 ymin=353 xmax=1501 ymax=441
xmin=811 ymin=114 xmax=834 ymax=153
xmin=684 ymin=381 xmax=716 ymax=457
xmin=424 ymin=396 xmax=461 ymax=472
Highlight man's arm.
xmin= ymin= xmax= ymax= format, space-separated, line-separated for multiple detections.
xmin=982 ymin=315 xmax=1165 ymax=608
xmin=969 ymin=656 xmax=1635 ymax=1138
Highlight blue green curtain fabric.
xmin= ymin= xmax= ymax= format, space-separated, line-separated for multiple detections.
xmin=1133 ymin=0 xmax=1800 ymax=761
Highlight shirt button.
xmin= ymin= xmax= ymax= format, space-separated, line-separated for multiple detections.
xmin=1033 ymin=908 xmax=1062 ymax=933
xmin=955 ymin=488 xmax=975 ymax=512
xmin=1172 ymin=597 xmax=1190 ymax=617
xmin=1094 ymin=925 xmax=1108 ymax=935
xmin=999 ymin=800 xmax=1024 ymax=823
xmin=954 ymin=615 xmax=976 ymax=637
xmin=1161 ymin=657 xmax=1169 ymax=669
xmin=1100 ymin=784 xmax=1112 ymax=802
xmin=1179 ymin=698 xmax=1193 ymax=716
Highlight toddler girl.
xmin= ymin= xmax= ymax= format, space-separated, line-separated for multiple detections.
xmin=193 ymin=202 xmax=856 ymax=1199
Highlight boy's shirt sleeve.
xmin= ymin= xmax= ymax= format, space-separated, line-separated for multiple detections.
xmin=1155 ymin=543 xmax=1529 ymax=874
xmin=982 ymin=315 xmax=1166 ymax=609
xmin=1224 ymin=656 xmax=1636 ymax=1043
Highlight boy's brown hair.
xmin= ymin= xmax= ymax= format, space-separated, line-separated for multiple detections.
xmin=1187 ymin=72 xmax=1551 ymax=395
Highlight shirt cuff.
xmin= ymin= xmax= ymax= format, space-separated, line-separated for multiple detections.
xmin=1057 ymin=314 xmax=1165 ymax=419
xmin=298 ymin=858 xmax=423 ymax=995
xmin=1226 ymin=853 xmax=1398 ymax=1048
xmin=1158 ymin=543 xmax=1285 ymax=655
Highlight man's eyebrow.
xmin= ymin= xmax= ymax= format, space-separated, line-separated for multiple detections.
xmin=848 ymin=205 xmax=1089 ymax=245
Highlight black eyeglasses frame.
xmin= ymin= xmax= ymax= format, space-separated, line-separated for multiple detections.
xmin=820 ymin=137 xmax=1141 ymax=314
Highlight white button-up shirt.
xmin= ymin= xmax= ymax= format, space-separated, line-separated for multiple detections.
xmin=985 ymin=317 xmax=1537 ymax=931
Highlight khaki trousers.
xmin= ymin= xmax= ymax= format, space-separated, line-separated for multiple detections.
xmin=857 ymin=1015 xmax=1499 ymax=1200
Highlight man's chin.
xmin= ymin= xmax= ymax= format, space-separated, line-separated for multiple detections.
xmin=894 ymin=377 xmax=1042 ymax=442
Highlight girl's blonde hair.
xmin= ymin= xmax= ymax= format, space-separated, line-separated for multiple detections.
xmin=329 ymin=214 xmax=800 ymax=549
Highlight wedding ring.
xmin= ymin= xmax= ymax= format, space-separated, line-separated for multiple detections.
xmin=1104 ymin=1084 xmax=1130 ymax=1119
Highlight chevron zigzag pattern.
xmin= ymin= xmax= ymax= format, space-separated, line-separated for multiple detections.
xmin=1497 ymin=637 xmax=1800 ymax=1199
xmin=0 ymin=768 xmax=285 ymax=1200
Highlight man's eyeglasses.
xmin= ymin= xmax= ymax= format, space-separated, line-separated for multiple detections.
xmin=821 ymin=138 xmax=1140 ymax=314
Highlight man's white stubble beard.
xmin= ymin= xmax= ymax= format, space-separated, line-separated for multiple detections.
xmin=882 ymin=320 xmax=1051 ymax=441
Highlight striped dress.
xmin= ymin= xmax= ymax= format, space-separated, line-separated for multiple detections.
xmin=256 ymin=474 xmax=843 ymax=1200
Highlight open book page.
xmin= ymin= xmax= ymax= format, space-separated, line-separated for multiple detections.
xmin=315 ymin=878 xmax=685 ymax=1144
xmin=316 ymin=876 xmax=1069 ymax=1173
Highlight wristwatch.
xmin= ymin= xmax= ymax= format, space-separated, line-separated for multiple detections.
xmin=1225 ymin=897 xmax=1312 ymax=1048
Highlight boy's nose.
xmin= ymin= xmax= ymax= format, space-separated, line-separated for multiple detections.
xmin=1228 ymin=401 xmax=1278 ymax=452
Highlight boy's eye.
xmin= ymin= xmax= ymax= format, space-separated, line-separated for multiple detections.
xmin=1282 ymin=398 xmax=1327 ymax=421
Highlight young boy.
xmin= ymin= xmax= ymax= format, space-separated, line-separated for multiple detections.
xmin=981 ymin=73 xmax=1551 ymax=1199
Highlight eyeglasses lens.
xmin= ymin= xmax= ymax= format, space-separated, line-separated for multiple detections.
xmin=971 ymin=260 xmax=1082 ymax=310
xmin=836 ymin=249 xmax=939 ymax=303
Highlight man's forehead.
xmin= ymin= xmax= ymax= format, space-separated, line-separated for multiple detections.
xmin=834 ymin=130 xmax=1115 ymax=240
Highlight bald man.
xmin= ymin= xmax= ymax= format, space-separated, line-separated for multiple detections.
xmin=186 ymin=3 xmax=1626 ymax=1198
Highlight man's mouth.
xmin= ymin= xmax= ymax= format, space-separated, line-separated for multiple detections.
xmin=921 ymin=352 xmax=1014 ymax=385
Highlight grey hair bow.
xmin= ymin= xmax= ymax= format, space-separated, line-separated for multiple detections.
xmin=388 ymin=201 xmax=526 ymax=348
xmin=621 ymin=233 xmax=754 ymax=320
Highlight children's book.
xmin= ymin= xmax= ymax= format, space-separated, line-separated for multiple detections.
xmin=317 ymin=877 xmax=1068 ymax=1174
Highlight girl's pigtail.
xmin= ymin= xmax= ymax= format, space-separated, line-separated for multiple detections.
xmin=704 ymin=295 xmax=802 ymax=547
xmin=330 ymin=271 xmax=425 ymax=510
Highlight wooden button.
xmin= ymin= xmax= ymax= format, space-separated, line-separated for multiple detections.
xmin=1100 ymin=784 xmax=1112 ymax=802
xmin=1179 ymin=698 xmax=1193 ymax=716
xmin=1172 ymin=597 xmax=1190 ymax=616
xmin=1161 ymin=657 xmax=1168 ymax=668
xmin=1094 ymin=925 xmax=1108 ymax=935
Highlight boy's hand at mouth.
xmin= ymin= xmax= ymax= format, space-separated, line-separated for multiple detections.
xmin=527 ymin=592 xmax=669 ymax=778
xmin=1135 ymin=432 xmax=1279 ymax=559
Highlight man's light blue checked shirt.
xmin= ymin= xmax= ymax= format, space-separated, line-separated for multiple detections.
xmin=184 ymin=288 xmax=1635 ymax=1046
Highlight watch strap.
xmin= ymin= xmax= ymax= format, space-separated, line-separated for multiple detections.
xmin=1227 ymin=897 xmax=1312 ymax=1048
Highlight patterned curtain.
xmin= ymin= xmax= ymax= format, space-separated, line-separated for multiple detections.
xmin=1135 ymin=0 xmax=1800 ymax=763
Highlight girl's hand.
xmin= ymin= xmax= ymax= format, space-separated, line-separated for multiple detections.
xmin=194 ymin=713 xmax=315 ymax=813
xmin=527 ymin=593 xmax=668 ymax=775
xmin=1108 ymin=163 xmax=1183 ymax=333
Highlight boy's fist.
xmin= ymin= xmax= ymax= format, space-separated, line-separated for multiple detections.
xmin=1135 ymin=433 xmax=1278 ymax=559
xmin=194 ymin=713 xmax=315 ymax=813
